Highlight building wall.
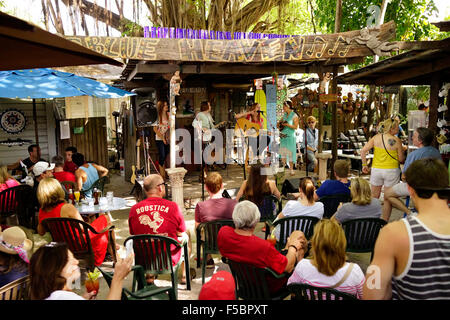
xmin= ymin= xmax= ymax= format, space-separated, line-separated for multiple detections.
xmin=0 ymin=98 xmax=56 ymax=165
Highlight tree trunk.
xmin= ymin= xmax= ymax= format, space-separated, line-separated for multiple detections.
xmin=41 ymin=0 xmax=50 ymax=30
xmin=46 ymin=0 xmax=65 ymax=34
xmin=334 ymin=0 xmax=342 ymax=33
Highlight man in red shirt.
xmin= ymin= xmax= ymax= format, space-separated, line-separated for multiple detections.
xmin=218 ymin=200 xmax=306 ymax=296
xmin=128 ymin=174 xmax=190 ymax=284
xmin=51 ymin=155 xmax=76 ymax=183
xmin=63 ymin=146 xmax=78 ymax=174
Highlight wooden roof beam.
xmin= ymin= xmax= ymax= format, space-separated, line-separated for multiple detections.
xmin=341 ymin=49 xmax=441 ymax=82
xmin=127 ymin=63 xmax=344 ymax=79
xmin=373 ymin=55 xmax=450 ymax=86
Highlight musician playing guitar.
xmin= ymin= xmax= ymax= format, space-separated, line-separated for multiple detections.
xmin=279 ymin=100 xmax=299 ymax=176
xmin=234 ymin=103 xmax=267 ymax=165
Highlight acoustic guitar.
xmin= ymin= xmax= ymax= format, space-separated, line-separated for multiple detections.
xmin=234 ymin=118 xmax=261 ymax=138
xmin=199 ymin=121 xmax=231 ymax=142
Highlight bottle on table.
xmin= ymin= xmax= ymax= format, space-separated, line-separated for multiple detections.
xmin=68 ymin=189 xmax=75 ymax=205
xmin=93 ymin=188 xmax=99 ymax=205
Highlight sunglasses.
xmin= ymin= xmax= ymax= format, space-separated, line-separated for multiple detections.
xmin=415 ymin=187 xmax=450 ymax=200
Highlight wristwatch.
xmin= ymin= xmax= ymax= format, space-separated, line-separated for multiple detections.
xmin=289 ymin=245 xmax=298 ymax=252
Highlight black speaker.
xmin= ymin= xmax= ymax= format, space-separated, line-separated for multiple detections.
xmin=132 ymin=87 xmax=158 ymax=127
xmin=281 ymin=177 xmax=318 ymax=196
xmin=222 ymin=188 xmax=240 ymax=199
xmin=281 ymin=178 xmax=300 ymax=196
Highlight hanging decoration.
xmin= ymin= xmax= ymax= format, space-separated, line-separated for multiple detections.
xmin=0 ymin=108 xmax=27 ymax=134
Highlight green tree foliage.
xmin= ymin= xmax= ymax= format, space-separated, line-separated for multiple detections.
xmin=313 ymin=0 xmax=438 ymax=41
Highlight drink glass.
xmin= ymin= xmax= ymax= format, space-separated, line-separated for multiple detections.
xmin=106 ymin=191 xmax=114 ymax=207
xmin=74 ymin=191 xmax=80 ymax=204
xmin=85 ymin=278 xmax=99 ymax=294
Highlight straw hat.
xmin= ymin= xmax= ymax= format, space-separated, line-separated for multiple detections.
xmin=0 ymin=226 xmax=33 ymax=256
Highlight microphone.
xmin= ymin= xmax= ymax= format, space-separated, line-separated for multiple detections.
xmin=257 ymin=110 xmax=264 ymax=115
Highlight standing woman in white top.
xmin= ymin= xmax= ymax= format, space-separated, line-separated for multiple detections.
xmin=274 ymin=177 xmax=323 ymax=240
xmin=29 ymin=242 xmax=133 ymax=300
xmin=154 ymin=100 xmax=170 ymax=178
xmin=287 ymin=219 xmax=365 ymax=299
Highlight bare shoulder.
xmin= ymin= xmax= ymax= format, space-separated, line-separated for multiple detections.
xmin=378 ymin=220 xmax=408 ymax=244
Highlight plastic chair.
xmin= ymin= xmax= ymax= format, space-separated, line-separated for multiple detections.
xmin=222 ymin=257 xmax=290 ymax=300
xmin=81 ymin=176 xmax=110 ymax=198
xmin=270 ymin=216 xmax=320 ymax=252
xmin=287 ymin=283 xmax=357 ymax=300
xmin=124 ymin=234 xmax=191 ymax=300
xmin=11 ymin=185 xmax=36 ymax=229
xmin=195 ymin=219 xmax=235 ymax=284
xmin=60 ymin=180 xmax=76 ymax=192
xmin=0 ymin=185 xmax=21 ymax=224
xmin=317 ymin=193 xmax=351 ymax=219
xmin=240 ymin=195 xmax=282 ymax=239
xmin=97 ymin=266 xmax=176 ymax=300
xmin=0 ymin=276 xmax=31 ymax=300
xmin=341 ymin=218 xmax=387 ymax=262
xmin=41 ymin=217 xmax=117 ymax=272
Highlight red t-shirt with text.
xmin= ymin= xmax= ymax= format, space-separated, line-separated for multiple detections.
xmin=128 ymin=197 xmax=186 ymax=264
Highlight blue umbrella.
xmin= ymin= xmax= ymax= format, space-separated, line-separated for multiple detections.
xmin=0 ymin=68 xmax=135 ymax=99
xmin=0 ymin=68 xmax=135 ymax=145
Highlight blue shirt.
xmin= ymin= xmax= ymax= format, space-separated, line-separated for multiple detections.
xmin=80 ymin=163 xmax=99 ymax=198
xmin=300 ymin=128 xmax=318 ymax=150
xmin=316 ymin=179 xmax=351 ymax=198
xmin=403 ymin=146 xmax=441 ymax=173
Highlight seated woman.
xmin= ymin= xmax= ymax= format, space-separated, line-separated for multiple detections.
xmin=274 ymin=177 xmax=324 ymax=240
xmin=0 ymin=226 xmax=32 ymax=288
xmin=29 ymin=242 xmax=133 ymax=300
xmin=36 ymin=178 xmax=114 ymax=266
xmin=0 ymin=164 xmax=20 ymax=193
xmin=287 ymin=219 xmax=365 ymax=299
xmin=236 ymin=162 xmax=280 ymax=209
xmin=218 ymin=201 xmax=306 ymax=296
xmin=332 ymin=178 xmax=382 ymax=224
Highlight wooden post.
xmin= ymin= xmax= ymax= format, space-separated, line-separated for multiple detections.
xmin=330 ymin=0 xmax=342 ymax=180
xmin=330 ymin=66 xmax=339 ymax=180
xmin=32 ymin=99 xmax=39 ymax=145
xmin=429 ymin=75 xmax=441 ymax=148
xmin=317 ymin=70 xmax=324 ymax=153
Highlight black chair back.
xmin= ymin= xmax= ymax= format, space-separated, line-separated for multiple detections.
xmin=124 ymin=234 xmax=190 ymax=299
xmin=272 ymin=216 xmax=320 ymax=251
xmin=196 ymin=219 xmax=234 ymax=283
xmin=287 ymin=283 xmax=357 ymax=300
xmin=341 ymin=218 xmax=387 ymax=260
xmin=222 ymin=257 xmax=290 ymax=300
xmin=318 ymin=193 xmax=351 ymax=219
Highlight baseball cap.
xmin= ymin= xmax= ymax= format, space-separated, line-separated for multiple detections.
xmin=198 ymin=271 xmax=236 ymax=300
xmin=33 ymin=161 xmax=55 ymax=176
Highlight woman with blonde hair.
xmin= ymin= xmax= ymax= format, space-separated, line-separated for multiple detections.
xmin=361 ymin=117 xmax=405 ymax=199
xmin=36 ymin=178 xmax=113 ymax=266
xmin=332 ymin=178 xmax=382 ymax=224
xmin=287 ymin=219 xmax=365 ymax=298
xmin=0 ymin=164 xmax=19 ymax=193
